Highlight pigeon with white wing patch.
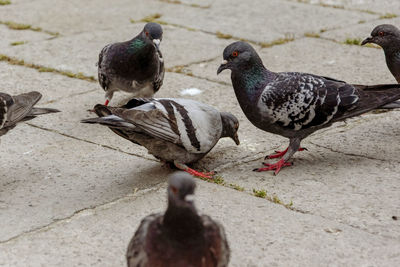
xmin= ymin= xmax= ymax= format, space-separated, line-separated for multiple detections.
xmin=218 ymin=41 xmax=400 ymax=175
xmin=81 ymin=98 xmax=239 ymax=178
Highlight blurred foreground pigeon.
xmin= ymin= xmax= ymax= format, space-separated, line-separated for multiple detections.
xmin=217 ymin=41 xmax=400 ymax=175
xmin=126 ymin=172 xmax=230 ymax=267
xmin=81 ymin=98 xmax=239 ymax=178
xmin=362 ymin=24 xmax=400 ymax=83
xmin=0 ymin=91 xmax=59 ymax=136
xmin=98 ymin=22 xmax=164 ymax=106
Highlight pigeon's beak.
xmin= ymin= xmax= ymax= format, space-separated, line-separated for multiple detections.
xmin=217 ymin=59 xmax=228 ymax=75
xmin=361 ymin=36 xmax=374 ymax=45
xmin=232 ymin=133 xmax=240 ymax=145
xmin=153 ymin=39 xmax=161 ymax=49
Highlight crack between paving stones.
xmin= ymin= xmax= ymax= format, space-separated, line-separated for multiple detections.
xmin=0 ymin=183 xmax=165 ymax=245
xmin=26 ymin=123 xmax=157 ymax=162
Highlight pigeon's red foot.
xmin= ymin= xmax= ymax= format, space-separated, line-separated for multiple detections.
xmin=185 ymin=168 xmax=214 ymax=179
xmin=253 ymin=159 xmax=292 ymax=175
xmin=265 ymin=147 xmax=307 ymax=159
xmin=104 ymin=99 xmax=110 ymax=106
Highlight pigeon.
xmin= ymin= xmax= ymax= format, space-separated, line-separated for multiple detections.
xmin=81 ymin=98 xmax=240 ymax=178
xmin=126 ymin=172 xmax=230 ymax=267
xmin=0 ymin=91 xmax=59 ymax=137
xmin=217 ymin=41 xmax=400 ymax=175
xmin=362 ymin=24 xmax=400 ymax=83
xmin=97 ymin=22 xmax=164 ymax=106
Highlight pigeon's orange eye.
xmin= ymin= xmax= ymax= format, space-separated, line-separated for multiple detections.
xmin=232 ymin=51 xmax=239 ymax=57
xmin=145 ymin=31 xmax=149 ymax=37
xmin=379 ymin=31 xmax=385 ymax=37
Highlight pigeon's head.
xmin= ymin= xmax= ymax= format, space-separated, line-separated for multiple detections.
xmin=142 ymin=22 xmax=163 ymax=48
xmin=362 ymin=24 xmax=400 ymax=50
xmin=167 ymin=172 xmax=196 ymax=207
xmin=220 ymin=112 xmax=240 ymax=145
xmin=217 ymin=41 xmax=263 ymax=75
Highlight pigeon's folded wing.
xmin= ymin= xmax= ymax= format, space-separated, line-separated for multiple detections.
xmin=113 ymin=102 xmax=183 ymax=146
xmin=258 ymin=73 xmax=358 ymax=131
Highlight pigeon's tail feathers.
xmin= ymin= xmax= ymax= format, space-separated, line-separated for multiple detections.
xmin=355 ymin=83 xmax=400 ymax=107
xmin=30 ymin=107 xmax=60 ymax=116
xmin=379 ymin=101 xmax=400 ymax=109
xmin=81 ymin=115 xmax=136 ymax=129
xmin=335 ymin=83 xmax=400 ymax=121
xmin=92 ymin=104 xmax=113 ymax=117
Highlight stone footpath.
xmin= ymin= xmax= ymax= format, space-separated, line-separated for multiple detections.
xmin=0 ymin=0 xmax=399 ymax=266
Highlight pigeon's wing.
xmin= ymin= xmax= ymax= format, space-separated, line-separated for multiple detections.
xmin=126 ymin=213 xmax=160 ymax=267
xmin=114 ymin=98 xmax=222 ymax=153
xmin=258 ymin=72 xmax=359 ymax=131
xmin=202 ymin=215 xmax=230 ymax=267
xmin=0 ymin=92 xmax=14 ymax=129
xmin=153 ymin=48 xmax=164 ymax=93
xmin=3 ymin=91 xmax=43 ymax=128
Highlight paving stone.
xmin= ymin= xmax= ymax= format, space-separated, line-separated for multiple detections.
xmin=0 ymin=180 xmax=399 ymax=266
xmin=0 ymin=62 xmax=97 ymax=104
xmin=304 ymin=0 xmax=400 ymax=15
xmin=321 ymin=17 xmax=400 ymax=43
xmin=0 ymin=25 xmax=50 ymax=51
xmin=1 ymin=23 xmax=229 ymax=77
xmin=157 ymin=0 xmax=377 ymax=43
xmin=0 ymin=124 xmax=167 ymax=242
xmin=0 ymin=0 xmax=168 ymax=36
xmin=218 ymin=143 xmax=400 ymax=240
xmin=188 ymin=37 xmax=396 ymax=84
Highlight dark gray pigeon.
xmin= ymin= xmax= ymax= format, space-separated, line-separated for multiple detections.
xmin=362 ymin=24 xmax=400 ymax=83
xmin=218 ymin=41 xmax=400 ymax=175
xmin=98 ymin=22 xmax=164 ymax=106
xmin=126 ymin=172 xmax=230 ymax=267
xmin=81 ymin=98 xmax=239 ymax=178
xmin=0 ymin=91 xmax=59 ymax=137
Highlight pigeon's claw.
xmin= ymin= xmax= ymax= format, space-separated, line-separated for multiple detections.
xmin=185 ymin=168 xmax=213 ymax=179
xmin=265 ymin=148 xmax=288 ymax=159
xmin=264 ymin=147 xmax=307 ymax=160
xmin=173 ymin=161 xmax=213 ymax=179
xmin=104 ymin=99 xmax=110 ymax=106
xmin=253 ymin=159 xmax=292 ymax=175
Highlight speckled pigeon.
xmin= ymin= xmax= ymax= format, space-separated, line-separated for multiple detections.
xmin=126 ymin=172 xmax=230 ymax=267
xmin=81 ymin=98 xmax=239 ymax=178
xmin=0 ymin=91 xmax=59 ymax=137
xmin=97 ymin=22 xmax=164 ymax=106
xmin=218 ymin=41 xmax=400 ymax=174
xmin=362 ymin=24 xmax=400 ymax=83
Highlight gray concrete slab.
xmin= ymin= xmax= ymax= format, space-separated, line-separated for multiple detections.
xmin=0 ymin=62 xmax=96 ymax=104
xmin=321 ymin=17 xmax=400 ymax=43
xmin=1 ymin=0 xmax=400 ymax=266
xmin=0 ymin=0 xmax=168 ymax=36
xmin=0 ymin=24 xmax=50 ymax=51
xmin=299 ymin=0 xmax=400 ymax=15
xmin=188 ymin=37 xmax=396 ymax=84
xmin=157 ymin=0 xmax=377 ymax=43
xmin=0 ymin=124 xmax=167 ymax=242
xmin=1 ymin=23 xmax=230 ymax=77
xmin=0 ymin=180 xmax=399 ymax=266
xmin=218 ymin=143 xmax=400 ymax=240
